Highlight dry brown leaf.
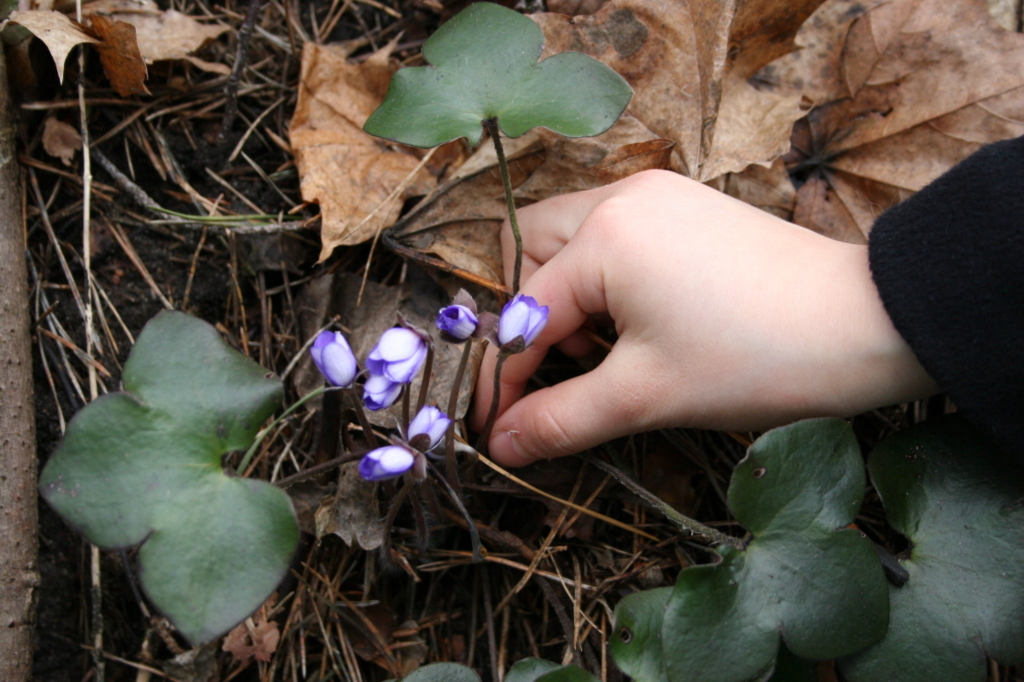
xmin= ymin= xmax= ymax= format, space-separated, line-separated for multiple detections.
xmin=763 ymin=0 xmax=1024 ymax=239
xmin=82 ymin=0 xmax=230 ymax=74
xmin=89 ymin=13 xmax=149 ymax=96
xmin=532 ymin=0 xmax=826 ymax=181
xmin=388 ymin=144 xmax=547 ymax=289
xmin=222 ymin=618 xmax=280 ymax=664
xmin=315 ymin=462 xmax=386 ymax=551
xmin=8 ymin=10 xmax=97 ymax=83
xmin=42 ymin=116 xmax=81 ymax=166
xmin=290 ymin=40 xmax=437 ymax=260
xmin=721 ymin=158 xmax=796 ymax=221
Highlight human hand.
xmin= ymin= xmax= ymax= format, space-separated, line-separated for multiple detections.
xmin=473 ymin=170 xmax=938 ymax=467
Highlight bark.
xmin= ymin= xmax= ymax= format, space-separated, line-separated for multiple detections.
xmin=0 ymin=45 xmax=38 ymax=682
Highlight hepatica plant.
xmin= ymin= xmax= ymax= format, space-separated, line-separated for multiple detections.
xmin=39 ymin=311 xmax=299 ymax=645
xmin=363 ymin=1 xmax=632 ymax=294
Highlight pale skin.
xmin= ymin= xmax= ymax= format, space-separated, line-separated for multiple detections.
xmin=473 ymin=170 xmax=940 ymax=467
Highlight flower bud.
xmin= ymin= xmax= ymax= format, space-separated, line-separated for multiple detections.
xmin=358 ymin=445 xmax=415 ymax=481
xmin=363 ymin=373 xmax=402 ymax=411
xmin=436 ymin=304 xmax=478 ymax=341
xmin=366 ymin=327 xmax=429 ymax=384
xmin=407 ymin=405 xmax=451 ymax=452
xmin=310 ymin=331 xmax=358 ymax=387
xmin=497 ymin=294 xmax=549 ymax=347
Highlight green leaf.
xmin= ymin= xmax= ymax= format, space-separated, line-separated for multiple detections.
xmin=505 ymin=659 xmax=599 ymax=682
xmin=39 ymin=311 xmax=298 ymax=645
xmin=839 ymin=415 xmax=1024 ymax=682
xmin=363 ymin=2 xmax=632 ymax=148
xmin=611 ymin=419 xmax=889 ymax=682
xmin=401 ymin=663 xmax=482 ymax=682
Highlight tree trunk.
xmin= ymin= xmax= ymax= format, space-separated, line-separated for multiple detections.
xmin=0 ymin=45 xmax=38 ymax=682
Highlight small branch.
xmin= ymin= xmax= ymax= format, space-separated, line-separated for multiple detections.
xmin=221 ymin=0 xmax=262 ymax=138
xmin=483 ymin=118 xmax=523 ymax=295
xmin=580 ymin=454 xmax=742 ymax=549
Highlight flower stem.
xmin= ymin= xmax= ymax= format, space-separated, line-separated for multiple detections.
xmin=580 ymin=453 xmax=743 ymax=549
xmin=347 ymin=387 xmax=379 ymax=449
xmin=429 ymin=461 xmax=483 ymax=563
xmin=484 ymin=118 xmax=523 ymax=295
xmin=416 ymin=344 xmax=435 ymax=413
xmin=475 ymin=349 xmax=510 ymax=454
xmin=238 ymin=385 xmax=334 ymax=475
xmin=445 ymin=340 xmax=474 ymax=491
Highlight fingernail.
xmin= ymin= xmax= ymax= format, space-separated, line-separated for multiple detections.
xmin=492 ymin=429 xmax=531 ymax=467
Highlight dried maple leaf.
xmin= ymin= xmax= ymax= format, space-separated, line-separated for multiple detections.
xmin=8 ymin=10 xmax=97 ymax=83
xmin=289 ymin=40 xmax=436 ymax=260
xmin=89 ymin=13 xmax=150 ymax=96
xmin=532 ymin=0 xmax=827 ymax=181
xmin=760 ymin=0 xmax=1024 ymax=242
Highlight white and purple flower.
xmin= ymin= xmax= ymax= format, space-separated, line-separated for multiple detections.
xmin=358 ymin=445 xmax=416 ymax=481
xmin=436 ymin=304 xmax=478 ymax=341
xmin=407 ymin=405 xmax=451 ymax=452
xmin=310 ymin=330 xmax=358 ymax=387
xmin=362 ymin=373 xmax=403 ymax=411
xmin=497 ymin=294 xmax=549 ymax=348
xmin=366 ymin=327 xmax=429 ymax=384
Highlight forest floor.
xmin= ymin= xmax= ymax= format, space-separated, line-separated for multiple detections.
xmin=21 ymin=0 xmax=1024 ymax=681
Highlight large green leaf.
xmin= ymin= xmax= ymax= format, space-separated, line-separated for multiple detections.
xmin=400 ymin=663 xmax=482 ymax=682
xmin=506 ymin=659 xmax=599 ymax=682
xmin=362 ymin=2 xmax=632 ymax=148
xmin=839 ymin=415 xmax=1024 ymax=682
xmin=611 ymin=419 xmax=889 ymax=682
xmin=39 ymin=311 xmax=298 ymax=644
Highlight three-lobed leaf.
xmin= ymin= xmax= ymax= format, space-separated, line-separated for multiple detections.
xmin=363 ymin=2 xmax=632 ymax=148
xmin=39 ymin=311 xmax=299 ymax=644
xmin=611 ymin=419 xmax=889 ymax=682
xmin=839 ymin=415 xmax=1024 ymax=682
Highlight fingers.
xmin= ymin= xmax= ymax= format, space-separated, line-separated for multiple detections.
xmin=502 ymin=183 xmax=619 ymax=288
xmin=486 ymin=348 xmax=655 ymax=466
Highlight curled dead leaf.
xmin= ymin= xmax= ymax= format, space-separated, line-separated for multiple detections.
xmin=42 ymin=116 xmax=81 ymax=166
xmin=89 ymin=13 xmax=149 ymax=96
xmin=222 ymin=618 xmax=281 ymax=664
xmin=83 ymin=0 xmax=230 ymax=74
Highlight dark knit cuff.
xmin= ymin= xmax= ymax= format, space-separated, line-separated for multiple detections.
xmin=868 ymin=135 xmax=1024 ymax=458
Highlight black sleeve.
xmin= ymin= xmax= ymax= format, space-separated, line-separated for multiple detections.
xmin=868 ymin=135 xmax=1024 ymax=459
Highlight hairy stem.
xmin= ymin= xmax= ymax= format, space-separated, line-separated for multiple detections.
xmin=484 ymin=118 xmax=523 ymax=294
xmin=475 ymin=349 xmax=510 ymax=454
xmin=428 ymin=461 xmax=482 ymax=562
xmin=416 ymin=344 xmax=434 ymax=413
xmin=445 ymin=340 xmax=473 ymax=491
xmin=347 ymin=387 xmax=379 ymax=449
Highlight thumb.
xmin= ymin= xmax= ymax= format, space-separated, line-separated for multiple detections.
xmin=486 ymin=348 xmax=656 ymax=466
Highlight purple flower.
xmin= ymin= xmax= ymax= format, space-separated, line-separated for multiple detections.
xmin=407 ymin=405 xmax=451 ymax=451
xmin=497 ymin=294 xmax=549 ymax=347
xmin=358 ymin=445 xmax=415 ymax=481
xmin=310 ymin=331 xmax=358 ymax=387
xmin=366 ymin=327 xmax=429 ymax=383
xmin=363 ymin=373 xmax=403 ymax=411
xmin=436 ymin=304 xmax=478 ymax=341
